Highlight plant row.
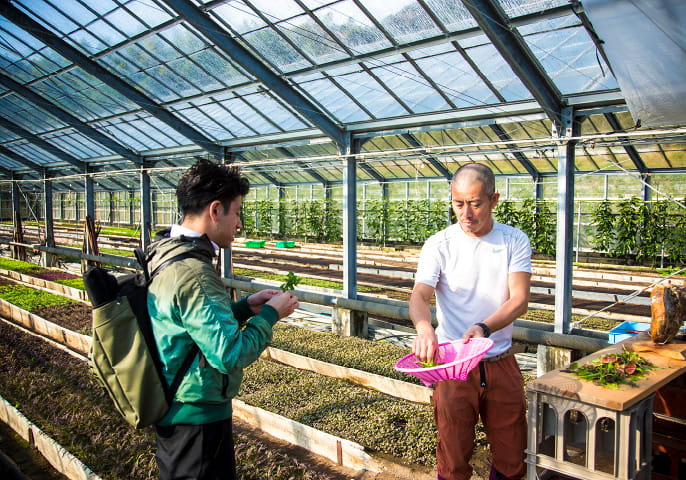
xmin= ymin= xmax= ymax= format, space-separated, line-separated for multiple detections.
xmin=0 ymin=320 xmax=353 ymax=480
xmin=0 ymin=278 xmax=446 ymax=469
xmin=240 ymin=197 xmax=686 ymax=266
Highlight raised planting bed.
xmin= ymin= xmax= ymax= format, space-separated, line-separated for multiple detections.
xmin=0 ymin=321 xmax=370 ymax=480
xmin=237 ymin=358 xmax=442 ymax=466
xmin=270 ymin=324 xmax=421 ymax=384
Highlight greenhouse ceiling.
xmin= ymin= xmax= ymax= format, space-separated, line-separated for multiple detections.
xmin=0 ymin=0 xmax=685 ymax=193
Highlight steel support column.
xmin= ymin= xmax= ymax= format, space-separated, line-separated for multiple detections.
xmin=42 ymin=173 xmax=56 ymax=267
xmin=220 ymin=153 xmax=235 ymax=280
xmin=342 ymin=137 xmax=357 ymax=299
xmin=140 ymin=166 xmax=152 ymax=248
xmin=85 ymin=174 xmax=95 ymax=220
xmin=553 ymin=107 xmax=577 ymax=334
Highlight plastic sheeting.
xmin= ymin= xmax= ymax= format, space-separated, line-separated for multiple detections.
xmin=583 ymin=0 xmax=686 ymax=128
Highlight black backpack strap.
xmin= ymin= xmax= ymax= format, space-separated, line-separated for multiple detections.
xmin=165 ymin=344 xmax=199 ymax=404
xmin=134 ymin=247 xmax=150 ymax=284
xmin=146 ymin=250 xmax=201 ymax=403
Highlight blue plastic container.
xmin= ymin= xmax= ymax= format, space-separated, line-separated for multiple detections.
xmin=608 ymin=321 xmax=650 ymax=344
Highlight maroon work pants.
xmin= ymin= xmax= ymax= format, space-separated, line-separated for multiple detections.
xmin=433 ymin=354 xmax=527 ymax=480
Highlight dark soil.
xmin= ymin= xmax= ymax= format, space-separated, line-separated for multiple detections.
xmin=0 ymin=420 xmax=67 ymax=480
xmin=33 ymin=302 xmax=91 ymax=334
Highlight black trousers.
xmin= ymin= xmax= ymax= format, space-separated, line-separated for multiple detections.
xmin=155 ymin=418 xmax=236 ymax=480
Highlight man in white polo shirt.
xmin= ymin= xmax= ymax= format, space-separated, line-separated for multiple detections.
xmin=409 ymin=163 xmax=532 ymax=480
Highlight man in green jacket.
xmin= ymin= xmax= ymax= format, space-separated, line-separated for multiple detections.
xmin=147 ymin=159 xmax=299 ymax=480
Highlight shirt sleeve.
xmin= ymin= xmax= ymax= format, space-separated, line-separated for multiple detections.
xmin=414 ymin=233 xmax=442 ymax=288
xmin=509 ymin=229 xmax=532 ymax=274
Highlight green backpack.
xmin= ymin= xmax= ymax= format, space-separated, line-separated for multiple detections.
xmin=83 ymin=249 xmax=198 ymax=429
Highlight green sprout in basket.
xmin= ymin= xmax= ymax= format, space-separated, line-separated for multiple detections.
xmin=416 ymin=358 xmax=445 ymax=368
xmin=280 ymin=271 xmax=301 ymax=292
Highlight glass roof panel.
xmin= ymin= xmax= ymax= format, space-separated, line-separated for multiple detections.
xmin=662 ymin=146 xmax=686 ymax=169
xmin=412 ymin=49 xmax=498 ymax=108
xmin=241 ymin=27 xmax=312 ymax=72
xmin=274 ymin=16 xmax=349 ymax=67
xmin=311 ymin=0 xmax=392 ymax=55
xmin=0 ymin=94 xmax=66 ymax=133
xmin=519 ymin=19 xmax=618 ymax=95
xmin=333 ymin=69 xmax=407 ymax=118
xmin=294 ymin=74 xmax=369 ymax=123
xmin=0 ymin=124 xmax=21 ymax=144
xmin=635 ymin=145 xmax=671 ymax=170
xmin=0 ymin=152 xmax=26 ymax=170
xmin=33 ymin=71 xmax=134 ymax=120
xmin=44 ymin=130 xmax=114 ymax=158
xmin=359 ymin=0 xmax=443 ymax=44
xmin=463 ymin=43 xmax=531 ymax=101
xmin=93 ymin=114 xmax=185 ymax=151
xmin=11 ymin=140 xmax=65 ymax=166
xmin=424 ymin=0 xmax=478 ymax=31
xmin=497 ymin=0 xmax=569 ymax=17
xmin=16 ymin=0 xmax=78 ymax=37
xmin=188 ymin=49 xmax=248 ymax=87
xmin=209 ymin=2 xmax=266 ymax=35
xmin=243 ymin=0 xmax=305 ymax=22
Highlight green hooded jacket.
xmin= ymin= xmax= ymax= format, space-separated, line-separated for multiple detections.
xmin=146 ymin=230 xmax=278 ymax=425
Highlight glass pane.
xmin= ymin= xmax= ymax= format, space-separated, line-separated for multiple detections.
xmin=360 ymin=0 xmax=442 ymax=44
xmin=465 ymin=44 xmax=531 ymax=101
xmin=521 ymin=24 xmax=618 ymax=94
xmin=497 ymin=0 xmax=569 ymax=18
xmin=104 ymin=7 xmax=147 ymax=38
xmin=335 ymin=70 xmax=407 ymax=118
xmin=244 ymin=0 xmax=304 ymax=22
xmin=243 ymin=28 xmax=311 ymax=71
xmin=314 ymin=0 xmax=391 ymax=54
xmin=189 ymin=50 xmax=248 ymax=87
xmin=424 ymin=0 xmax=477 ymax=31
xmin=0 ymin=95 xmax=63 ymax=133
xmin=211 ymin=2 xmax=266 ymax=34
xmin=296 ymin=75 xmax=369 ymax=123
xmin=414 ymin=50 xmax=498 ymax=108
xmin=370 ymin=61 xmax=449 ymax=113
xmin=19 ymin=0 xmax=78 ymax=36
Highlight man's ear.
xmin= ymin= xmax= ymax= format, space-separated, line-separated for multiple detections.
xmin=490 ymin=192 xmax=500 ymax=208
xmin=208 ymin=200 xmax=224 ymax=221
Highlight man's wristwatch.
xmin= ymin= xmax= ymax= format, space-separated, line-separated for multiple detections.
xmin=474 ymin=322 xmax=491 ymax=338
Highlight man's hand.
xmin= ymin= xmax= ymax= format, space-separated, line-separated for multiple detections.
xmin=413 ymin=324 xmax=438 ymax=363
xmin=265 ymin=291 xmax=299 ymax=319
xmin=247 ymin=289 xmax=280 ymax=315
xmin=462 ymin=323 xmax=488 ymax=343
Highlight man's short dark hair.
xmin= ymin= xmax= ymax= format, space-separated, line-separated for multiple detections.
xmin=451 ymin=163 xmax=495 ymax=196
xmin=176 ymin=159 xmax=250 ymax=217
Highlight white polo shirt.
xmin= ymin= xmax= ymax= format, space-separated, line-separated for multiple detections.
xmin=414 ymin=221 xmax=531 ymax=357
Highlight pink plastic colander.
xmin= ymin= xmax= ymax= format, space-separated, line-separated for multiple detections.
xmin=394 ymin=337 xmax=494 ymax=387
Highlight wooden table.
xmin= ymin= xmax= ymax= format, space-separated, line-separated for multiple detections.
xmin=529 ymin=332 xmax=686 ymax=411
xmin=526 ymin=332 xmax=686 ymax=480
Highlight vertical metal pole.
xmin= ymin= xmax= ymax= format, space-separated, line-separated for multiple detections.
xmin=342 ymin=136 xmax=357 ymax=299
xmin=43 ymin=172 xmax=56 ymax=267
xmin=140 ymin=164 xmax=152 ymax=248
xmin=221 ymin=150 xmax=236 ymax=281
xmin=85 ymin=173 xmax=95 ymax=220
xmin=554 ymin=107 xmax=577 ymax=334
xmin=575 ymin=200 xmax=581 ymax=264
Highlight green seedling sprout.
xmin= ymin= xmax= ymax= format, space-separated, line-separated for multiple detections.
xmin=280 ymin=271 xmax=301 ymax=292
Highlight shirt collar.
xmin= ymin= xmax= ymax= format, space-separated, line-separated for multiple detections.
xmin=170 ymin=224 xmax=219 ymax=252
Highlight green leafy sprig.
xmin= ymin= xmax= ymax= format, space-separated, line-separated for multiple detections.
xmin=279 ymin=271 xmax=301 ymax=292
xmin=415 ymin=358 xmax=445 ymax=369
xmin=564 ymin=347 xmax=656 ymax=389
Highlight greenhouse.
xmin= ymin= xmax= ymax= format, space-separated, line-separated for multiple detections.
xmin=0 ymin=0 xmax=685 ymax=479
